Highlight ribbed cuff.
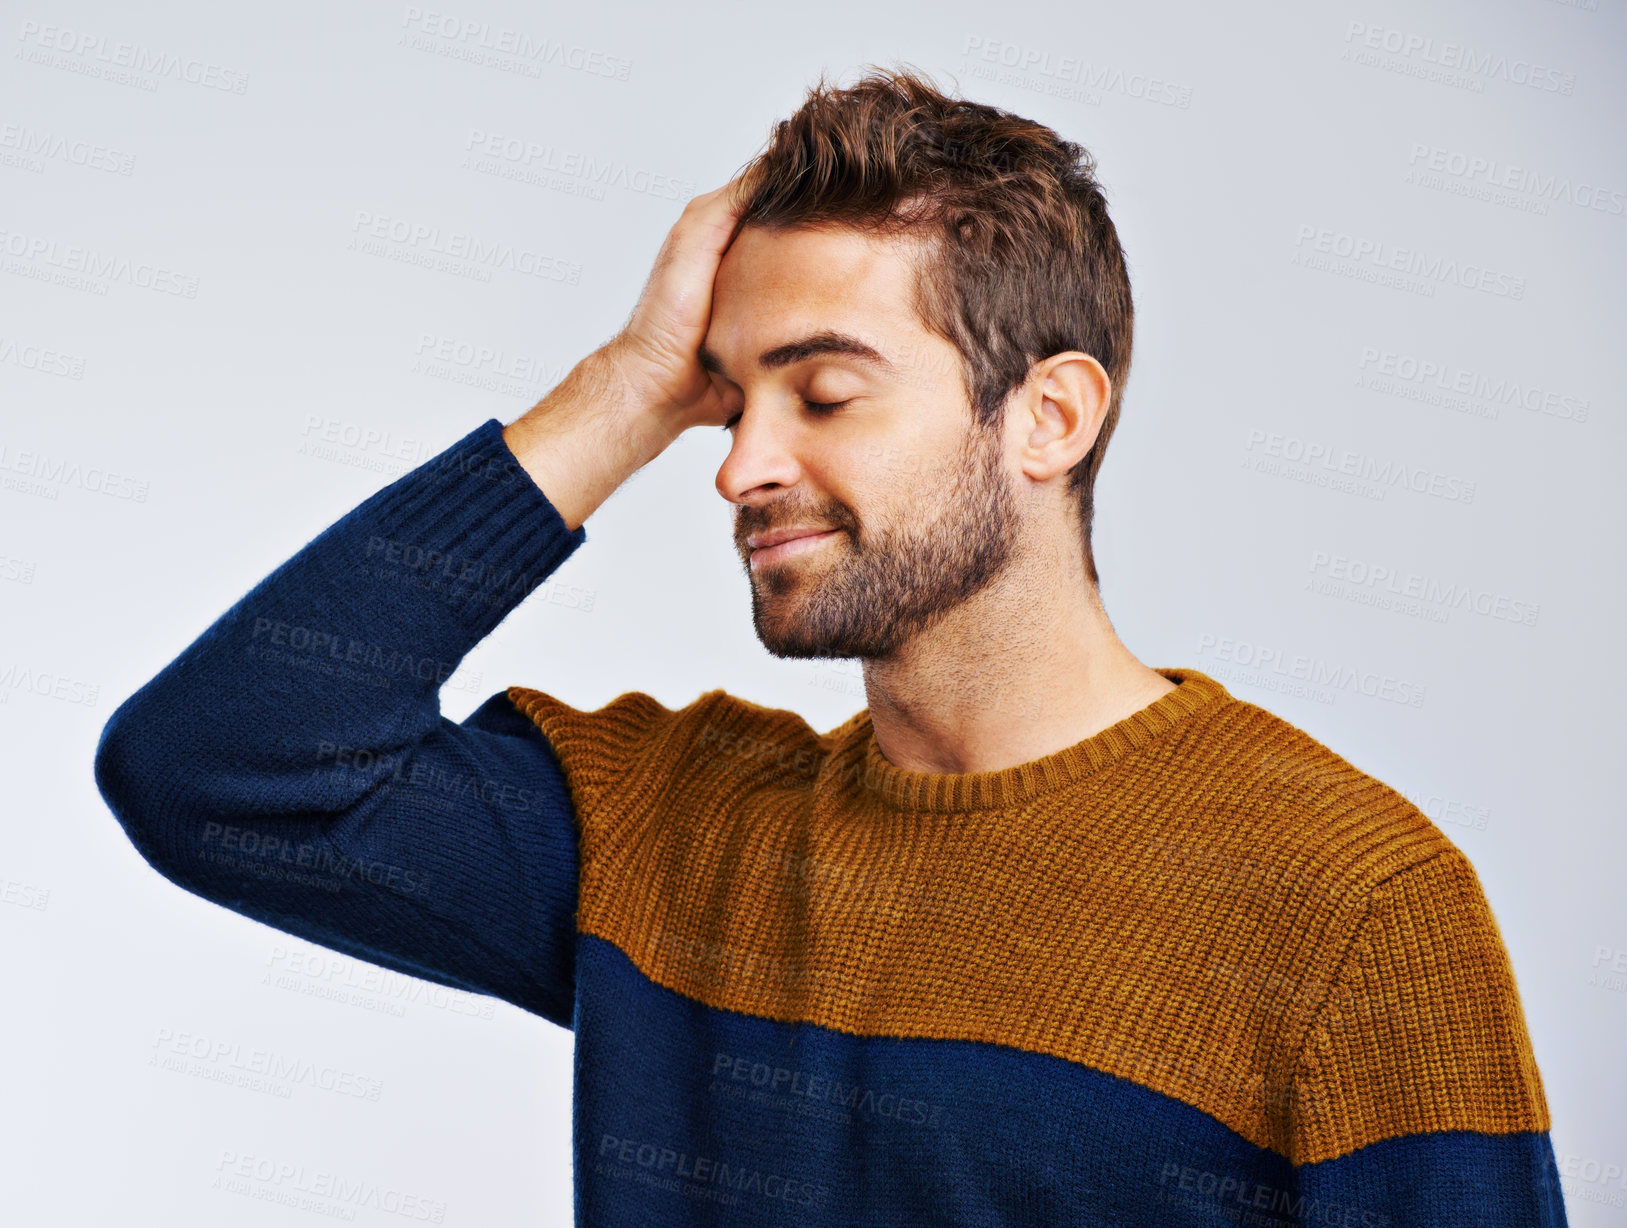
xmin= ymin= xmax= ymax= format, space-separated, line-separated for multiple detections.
xmin=360 ymin=417 xmax=588 ymax=640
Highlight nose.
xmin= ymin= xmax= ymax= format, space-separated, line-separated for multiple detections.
xmin=714 ymin=403 xmax=804 ymax=505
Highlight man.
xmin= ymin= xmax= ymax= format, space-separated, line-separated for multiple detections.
xmin=95 ymin=67 xmax=1565 ymax=1225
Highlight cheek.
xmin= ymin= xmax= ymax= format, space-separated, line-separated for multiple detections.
xmin=848 ymin=443 xmax=928 ymax=491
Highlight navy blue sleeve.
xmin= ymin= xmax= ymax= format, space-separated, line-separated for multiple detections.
xmin=93 ymin=417 xmax=587 ymax=1028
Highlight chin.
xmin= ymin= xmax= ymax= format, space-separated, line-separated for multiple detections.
xmin=749 ymin=594 xmax=837 ymax=660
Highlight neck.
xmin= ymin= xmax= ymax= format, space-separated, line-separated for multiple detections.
xmin=859 ymin=538 xmax=1175 ymax=776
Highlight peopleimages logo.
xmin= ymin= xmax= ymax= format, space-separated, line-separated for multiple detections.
xmin=1356 ymin=347 xmax=1589 ymax=424
xmin=710 ymin=1051 xmax=949 ymax=1128
xmin=462 ymin=129 xmax=694 ymax=201
xmin=1308 ymin=550 xmax=1540 ymax=628
xmin=1242 ymin=428 xmax=1477 ymax=505
xmin=15 ymin=20 xmax=251 ymax=93
xmin=1292 ymin=224 xmax=1525 ymax=299
xmin=0 ymin=440 xmax=150 ymax=502
xmin=212 ymin=1149 xmax=447 ymax=1222
xmin=149 ymin=1026 xmax=385 ymax=1101
xmin=1406 ymin=143 xmax=1625 ymax=218
xmin=398 ymin=7 xmax=631 ymax=81
xmin=0 ymin=123 xmax=135 ymax=175
xmin=409 ymin=332 xmax=563 ymax=399
xmin=0 ymin=334 xmax=86 ymax=380
xmin=1158 ymin=1162 xmax=1390 ymax=1227
xmin=959 ymin=35 xmax=1193 ymax=108
xmin=1341 ymin=21 xmax=1576 ymax=95
xmin=597 ymin=1133 xmax=831 ymax=1209
xmin=0 ymin=225 xmax=200 ymax=298
xmin=1195 ymin=633 xmax=1427 ymax=709
xmin=348 ymin=210 xmax=582 ymax=285
xmin=0 ymin=662 xmax=100 ymax=707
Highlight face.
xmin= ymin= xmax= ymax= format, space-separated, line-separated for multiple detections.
xmin=705 ymin=224 xmax=1022 ymax=661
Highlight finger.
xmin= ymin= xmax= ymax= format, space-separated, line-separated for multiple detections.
xmin=643 ymin=186 xmax=747 ymax=337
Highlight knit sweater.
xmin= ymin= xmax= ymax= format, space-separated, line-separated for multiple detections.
xmin=94 ymin=417 xmax=1567 ymax=1227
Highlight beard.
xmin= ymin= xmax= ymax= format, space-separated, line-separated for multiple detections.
xmin=736 ymin=424 xmax=1020 ymax=660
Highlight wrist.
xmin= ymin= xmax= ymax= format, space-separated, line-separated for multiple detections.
xmin=502 ymin=350 xmax=680 ymax=532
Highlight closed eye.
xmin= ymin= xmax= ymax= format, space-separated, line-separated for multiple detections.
xmin=722 ymin=399 xmax=854 ymax=432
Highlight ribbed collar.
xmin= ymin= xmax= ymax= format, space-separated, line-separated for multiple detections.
xmin=836 ymin=667 xmax=1231 ymax=814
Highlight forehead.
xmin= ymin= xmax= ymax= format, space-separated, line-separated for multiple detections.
xmin=703 ymin=224 xmax=930 ymax=378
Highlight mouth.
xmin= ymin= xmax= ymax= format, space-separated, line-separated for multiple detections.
xmin=747 ymin=529 xmax=843 ymax=571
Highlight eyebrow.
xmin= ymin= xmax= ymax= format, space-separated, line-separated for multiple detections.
xmin=697 ymin=330 xmax=903 ymax=383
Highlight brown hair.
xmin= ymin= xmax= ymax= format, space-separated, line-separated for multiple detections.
xmin=727 ymin=63 xmax=1135 ymax=588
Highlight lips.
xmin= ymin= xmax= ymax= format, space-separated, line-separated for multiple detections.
xmin=746 ymin=525 xmax=839 ymax=550
xmin=746 ymin=528 xmax=843 ymax=570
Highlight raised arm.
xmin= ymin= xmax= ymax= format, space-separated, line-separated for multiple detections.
xmin=93 ymin=417 xmax=592 ymax=1024
xmin=93 ymin=179 xmax=750 ymax=1027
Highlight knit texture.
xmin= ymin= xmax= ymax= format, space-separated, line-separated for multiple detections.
xmin=507 ymin=676 xmax=1551 ymax=1168
xmin=94 ymin=416 xmax=1568 ymax=1226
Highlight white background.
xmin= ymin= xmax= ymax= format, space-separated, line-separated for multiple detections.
xmin=1 ymin=1 xmax=1622 ymax=1224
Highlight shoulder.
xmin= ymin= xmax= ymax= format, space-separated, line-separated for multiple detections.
xmin=505 ymin=682 xmax=732 ymax=760
xmin=1153 ymin=676 xmax=1460 ymax=908
xmin=503 ymin=684 xmax=835 ymax=803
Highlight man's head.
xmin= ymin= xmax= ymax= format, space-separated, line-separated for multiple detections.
xmin=703 ymin=66 xmax=1134 ymax=660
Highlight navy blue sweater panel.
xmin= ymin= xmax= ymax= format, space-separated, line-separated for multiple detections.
xmin=93 ymin=418 xmax=587 ymax=1028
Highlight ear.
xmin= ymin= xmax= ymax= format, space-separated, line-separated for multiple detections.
xmin=1010 ymin=352 xmax=1111 ymax=483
